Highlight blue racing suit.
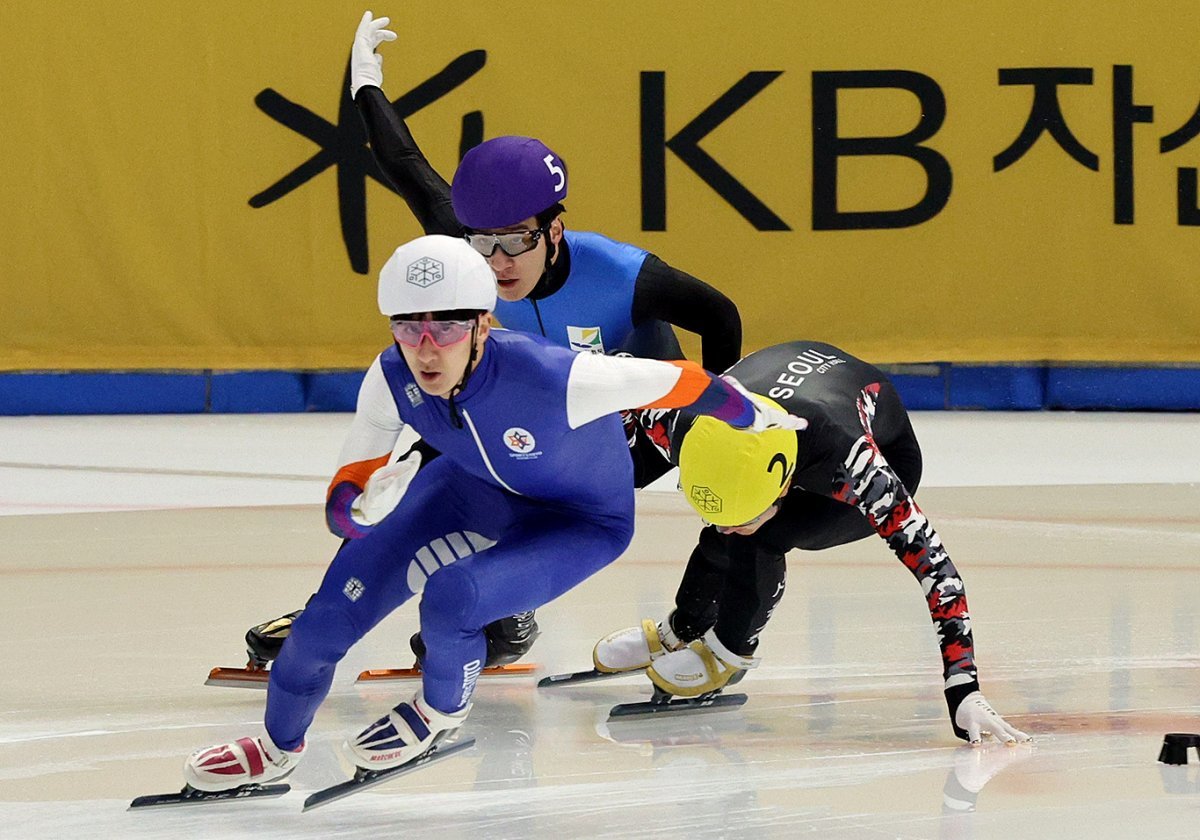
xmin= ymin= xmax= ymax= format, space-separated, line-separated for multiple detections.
xmin=265 ymin=330 xmax=759 ymax=747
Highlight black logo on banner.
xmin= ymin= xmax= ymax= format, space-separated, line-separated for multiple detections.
xmin=812 ymin=70 xmax=952 ymax=230
xmin=639 ymin=69 xmax=953 ymax=231
xmin=251 ymin=57 xmax=1200 ymax=266
xmin=249 ymin=52 xmax=486 ymax=274
xmin=641 ymin=71 xmax=790 ymax=231
xmin=644 ymin=66 xmax=1200 ymax=229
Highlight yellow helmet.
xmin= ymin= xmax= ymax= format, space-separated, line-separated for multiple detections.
xmin=677 ymin=395 xmax=798 ymax=527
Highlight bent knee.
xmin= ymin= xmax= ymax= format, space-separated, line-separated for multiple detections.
xmin=419 ymin=564 xmax=479 ymax=628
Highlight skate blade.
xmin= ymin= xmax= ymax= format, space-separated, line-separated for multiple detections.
xmin=537 ymin=667 xmax=641 ymax=688
xmin=204 ymin=666 xmax=270 ymax=689
xmin=608 ymin=692 xmax=748 ymax=720
xmin=355 ymin=663 xmax=538 ymax=683
xmin=301 ymin=737 xmax=476 ymax=812
xmin=129 ymin=782 xmax=290 ymax=810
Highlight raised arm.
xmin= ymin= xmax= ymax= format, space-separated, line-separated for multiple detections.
xmin=350 ymin=12 xmax=462 ymax=236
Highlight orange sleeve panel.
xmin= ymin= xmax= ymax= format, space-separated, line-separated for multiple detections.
xmin=639 ymin=360 xmax=711 ymax=409
xmin=326 ymin=454 xmax=390 ymax=500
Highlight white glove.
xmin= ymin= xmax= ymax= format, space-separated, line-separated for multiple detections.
xmin=351 ymin=450 xmax=422 ymax=525
xmin=721 ymin=375 xmax=808 ymax=432
xmin=954 ymin=691 xmax=1031 ymax=746
xmin=350 ymin=11 xmax=398 ymax=99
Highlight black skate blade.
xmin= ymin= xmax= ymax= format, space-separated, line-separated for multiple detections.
xmin=537 ymin=668 xmax=640 ymax=688
xmin=608 ymin=692 xmax=747 ymax=720
xmin=301 ymin=737 xmax=476 ymax=812
xmin=129 ymin=783 xmax=290 ymax=810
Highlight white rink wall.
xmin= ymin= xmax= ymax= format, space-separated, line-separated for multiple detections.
xmin=0 ymin=412 xmax=1197 ymax=517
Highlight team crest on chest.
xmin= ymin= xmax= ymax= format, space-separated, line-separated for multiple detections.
xmin=404 ymin=382 xmax=424 ymax=406
xmin=503 ymin=427 xmax=542 ymax=460
xmin=567 ymin=325 xmax=605 ymax=354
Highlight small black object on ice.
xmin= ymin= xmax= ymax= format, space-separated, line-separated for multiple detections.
xmin=1158 ymin=732 xmax=1200 ymax=765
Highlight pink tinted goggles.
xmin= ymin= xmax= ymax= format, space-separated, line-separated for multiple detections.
xmin=389 ymin=318 xmax=475 ymax=348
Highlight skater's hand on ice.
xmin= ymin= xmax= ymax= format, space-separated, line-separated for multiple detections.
xmin=722 ymin=375 xmax=808 ymax=433
xmin=352 ymin=449 xmax=421 ymax=525
xmin=951 ymin=739 xmax=1033 ymax=793
xmin=954 ymin=691 xmax=1031 ymax=746
xmin=350 ymin=11 xmax=397 ymax=99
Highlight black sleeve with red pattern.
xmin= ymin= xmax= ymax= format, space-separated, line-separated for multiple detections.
xmin=832 ymin=383 xmax=981 ymax=740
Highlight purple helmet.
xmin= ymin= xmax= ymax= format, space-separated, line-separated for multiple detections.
xmin=451 ymin=136 xmax=568 ymax=230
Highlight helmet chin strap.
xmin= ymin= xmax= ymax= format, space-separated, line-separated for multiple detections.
xmin=544 ymin=231 xmax=558 ymax=273
xmin=446 ymin=319 xmax=482 ymax=430
xmin=526 ymin=224 xmax=564 ymax=300
xmin=524 ymin=231 xmax=557 ymax=295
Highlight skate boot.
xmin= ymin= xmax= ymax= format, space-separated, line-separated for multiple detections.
xmin=484 ymin=610 xmax=540 ymax=667
xmin=346 ymin=690 xmax=470 ymax=771
xmin=245 ymin=609 xmax=304 ymax=666
xmin=647 ymin=628 xmax=759 ymax=698
xmin=409 ymin=610 xmax=540 ymax=669
xmin=593 ymin=616 xmax=685 ymax=673
xmin=184 ymin=731 xmax=304 ymax=792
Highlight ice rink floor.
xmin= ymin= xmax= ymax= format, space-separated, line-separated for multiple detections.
xmin=2 ymin=412 xmax=1200 ymax=839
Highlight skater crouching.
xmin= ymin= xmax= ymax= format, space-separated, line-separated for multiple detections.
xmin=182 ymin=235 xmax=802 ymax=792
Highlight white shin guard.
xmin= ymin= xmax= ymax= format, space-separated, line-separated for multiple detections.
xmin=346 ymin=691 xmax=469 ymax=772
xmin=593 ymin=617 xmax=683 ymax=673
xmin=647 ymin=628 xmax=759 ymax=697
xmin=184 ymin=730 xmax=304 ymax=792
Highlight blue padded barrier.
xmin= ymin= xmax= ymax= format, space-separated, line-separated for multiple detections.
xmin=0 ymin=372 xmax=208 ymax=415
xmin=882 ymin=364 xmax=1044 ymax=410
xmin=1046 ymin=366 xmax=1200 ymax=410
xmin=880 ymin=364 xmax=947 ymax=410
xmin=304 ymin=371 xmax=365 ymax=412
xmin=946 ymin=366 xmax=1045 ymax=410
xmin=210 ymin=372 xmax=306 ymax=413
xmin=1 ymin=365 xmax=1197 ymax=414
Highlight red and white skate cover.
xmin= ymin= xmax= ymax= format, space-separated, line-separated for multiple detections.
xmin=183 ymin=732 xmax=304 ymax=792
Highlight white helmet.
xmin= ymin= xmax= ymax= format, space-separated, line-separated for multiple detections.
xmin=378 ymin=235 xmax=497 ymax=317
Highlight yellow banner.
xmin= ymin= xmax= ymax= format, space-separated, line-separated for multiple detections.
xmin=3 ymin=1 xmax=1199 ymax=370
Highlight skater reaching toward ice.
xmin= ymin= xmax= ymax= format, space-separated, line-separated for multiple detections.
xmin=236 ymin=10 xmax=743 ymax=672
xmin=590 ymin=341 xmax=1030 ymax=745
xmin=183 ymin=235 xmax=803 ymax=793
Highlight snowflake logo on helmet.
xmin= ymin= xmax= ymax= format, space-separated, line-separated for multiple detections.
xmin=689 ymin=486 xmax=722 ymax=514
xmin=406 ymin=257 xmax=443 ymax=288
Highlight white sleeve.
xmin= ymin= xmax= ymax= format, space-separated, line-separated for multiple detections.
xmin=335 ymin=356 xmax=405 ymax=468
xmin=565 ymin=352 xmax=684 ymax=429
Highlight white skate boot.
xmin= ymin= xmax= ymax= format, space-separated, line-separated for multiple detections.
xmin=593 ymin=617 xmax=685 ymax=673
xmin=648 ymin=628 xmax=759 ymax=697
xmin=183 ymin=731 xmax=304 ymax=792
xmin=346 ymin=690 xmax=470 ymax=771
